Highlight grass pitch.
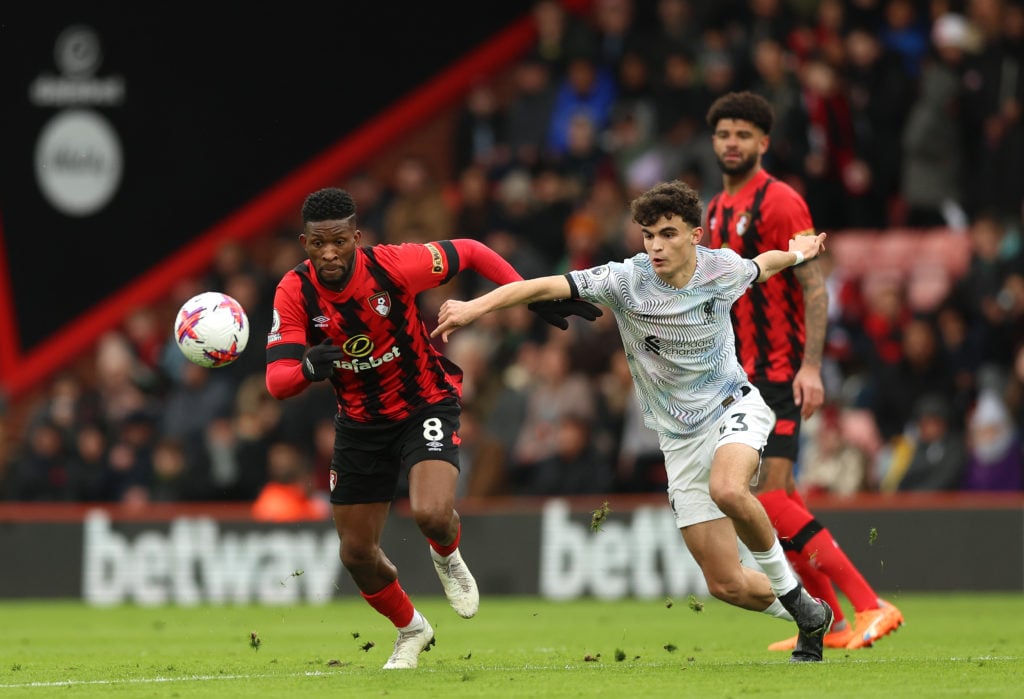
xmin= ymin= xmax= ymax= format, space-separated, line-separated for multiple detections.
xmin=0 ymin=593 xmax=1020 ymax=698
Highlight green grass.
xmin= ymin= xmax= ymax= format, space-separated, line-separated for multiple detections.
xmin=0 ymin=593 xmax=1021 ymax=698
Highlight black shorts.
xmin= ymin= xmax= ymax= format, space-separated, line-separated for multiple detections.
xmin=328 ymin=398 xmax=462 ymax=505
xmin=756 ymin=381 xmax=802 ymax=461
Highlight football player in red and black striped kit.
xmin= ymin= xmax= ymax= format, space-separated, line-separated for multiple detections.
xmin=705 ymin=92 xmax=904 ymax=651
xmin=265 ymin=188 xmax=598 ymax=669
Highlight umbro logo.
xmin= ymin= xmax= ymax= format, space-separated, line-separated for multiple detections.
xmin=643 ymin=335 xmax=661 ymax=355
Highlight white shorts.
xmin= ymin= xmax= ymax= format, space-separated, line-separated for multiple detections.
xmin=659 ymin=386 xmax=776 ymax=529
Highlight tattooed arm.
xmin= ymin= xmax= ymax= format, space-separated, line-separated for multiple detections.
xmin=792 ymin=255 xmax=828 ymax=419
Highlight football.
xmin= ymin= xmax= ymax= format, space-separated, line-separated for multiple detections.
xmin=173 ymin=291 xmax=250 ymax=368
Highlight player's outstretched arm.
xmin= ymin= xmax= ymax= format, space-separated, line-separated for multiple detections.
xmin=447 ymin=239 xmax=601 ymax=329
xmin=433 ymin=275 xmax=573 ymax=342
xmin=753 ymin=232 xmax=827 ymax=282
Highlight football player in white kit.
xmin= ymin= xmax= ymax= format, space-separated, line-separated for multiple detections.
xmin=432 ymin=180 xmax=833 ymax=662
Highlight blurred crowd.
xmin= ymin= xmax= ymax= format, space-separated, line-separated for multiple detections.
xmin=1 ymin=0 xmax=1023 ymax=514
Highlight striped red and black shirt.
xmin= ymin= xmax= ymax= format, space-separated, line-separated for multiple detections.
xmin=705 ymin=169 xmax=815 ymax=384
xmin=266 ymin=240 xmax=511 ymax=424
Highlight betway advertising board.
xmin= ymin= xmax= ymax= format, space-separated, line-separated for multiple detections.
xmin=1 ymin=499 xmax=1021 ymax=603
xmin=77 ymin=501 xmax=707 ymax=606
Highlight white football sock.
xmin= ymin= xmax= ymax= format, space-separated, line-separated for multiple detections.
xmin=399 ymin=610 xmax=424 ymax=633
xmin=761 ymin=598 xmax=794 ymax=621
xmin=750 ymin=539 xmax=800 ymax=598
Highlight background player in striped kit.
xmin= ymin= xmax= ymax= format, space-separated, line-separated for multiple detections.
xmin=705 ymin=91 xmax=903 ymax=651
xmin=433 ymin=180 xmax=835 ymax=663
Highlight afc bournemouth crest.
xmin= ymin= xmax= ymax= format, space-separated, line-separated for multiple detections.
xmin=735 ymin=211 xmax=752 ymax=236
xmin=369 ymin=291 xmax=391 ymax=317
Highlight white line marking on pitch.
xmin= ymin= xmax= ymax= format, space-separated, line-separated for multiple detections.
xmin=1 ymin=656 xmax=1020 ymax=689
xmin=0 ymin=671 xmax=334 ymax=689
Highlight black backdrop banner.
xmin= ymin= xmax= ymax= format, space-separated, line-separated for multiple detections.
xmin=0 ymin=1 xmax=528 ymax=371
xmin=1 ymin=496 xmax=1022 ymax=600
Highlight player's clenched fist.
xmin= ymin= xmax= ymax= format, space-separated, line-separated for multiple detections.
xmin=301 ymin=338 xmax=344 ymax=381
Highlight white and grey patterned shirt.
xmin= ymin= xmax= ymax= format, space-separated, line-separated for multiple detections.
xmin=567 ymin=246 xmax=759 ymax=439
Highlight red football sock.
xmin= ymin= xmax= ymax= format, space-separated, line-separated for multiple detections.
xmin=428 ymin=522 xmax=461 ymax=558
xmin=799 ymin=528 xmax=879 ymax=612
xmin=758 ymin=489 xmax=814 ymax=541
xmin=759 ymin=489 xmax=844 ymax=622
xmin=361 ymin=580 xmax=415 ymax=628
xmin=759 ymin=489 xmax=878 ymax=612
xmin=787 ymin=489 xmax=879 ymax=611
xmin=785 ymin=549 xmax=846 ymax=626
xmin=786 ymin=488 xmax=811 ymax=512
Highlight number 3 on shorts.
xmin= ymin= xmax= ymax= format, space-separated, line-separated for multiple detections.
xmin=720 ymin=411 xmax=749 ymax=434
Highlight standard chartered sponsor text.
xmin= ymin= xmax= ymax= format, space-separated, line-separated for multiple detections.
xmin=660 ymin=336 xmax=719 ymax=356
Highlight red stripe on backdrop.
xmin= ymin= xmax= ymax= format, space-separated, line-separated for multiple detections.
xmin=0 ymin=5 xmax=564 ymax=399
xmin=0 ymin=215 xmax=21 ymax=388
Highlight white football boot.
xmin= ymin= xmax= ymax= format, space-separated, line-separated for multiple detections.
xmin=431 ymin=547 xmax=480 ymax=618
xmin=382 ymin=615 xmax=435 ymax=670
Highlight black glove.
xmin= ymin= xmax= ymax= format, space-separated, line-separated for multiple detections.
xmin=301 ymin=339 xmax=344 ymax=381
xmin=528 ymin=299 xmax=603 ymax=330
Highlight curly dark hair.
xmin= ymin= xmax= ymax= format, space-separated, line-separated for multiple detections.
xmin=705 ymin=91 xmax=774 ymax=135
xmin=630 ymin=180 xmax=703 ymax=229
xmin=301 ymin=188 xmax=357 ymax=224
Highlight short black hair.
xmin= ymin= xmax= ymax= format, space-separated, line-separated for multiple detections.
xmin=302 ymin=188 xmax=356 ymax=224
xmin=630 ymin=180 xmax=702 ymax=229
xmin=705 ymin=91 xmax=774 ymax=135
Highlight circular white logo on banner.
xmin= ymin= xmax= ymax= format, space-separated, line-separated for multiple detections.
xmin=35 ymin=109 xmax=123 ymax=217
xmin=55 ymin=25 xmax=103 ymax=77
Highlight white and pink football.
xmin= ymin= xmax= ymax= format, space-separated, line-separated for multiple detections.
xmin=173 ymin=291 xmax=250 ymax=368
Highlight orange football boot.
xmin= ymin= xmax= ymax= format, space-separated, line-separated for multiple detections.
xmin=845 ymin=599 xmax=905 ymax=649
